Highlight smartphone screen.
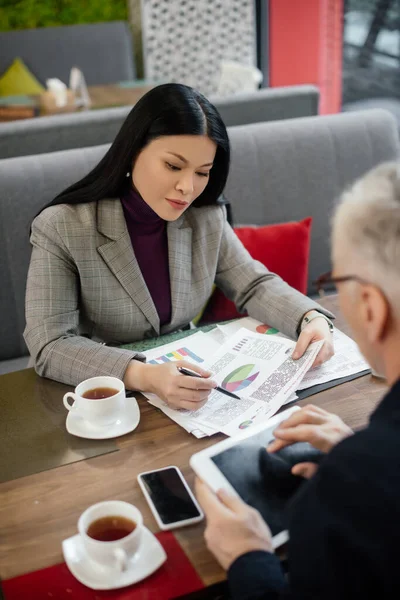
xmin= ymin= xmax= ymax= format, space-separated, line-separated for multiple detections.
xmin=139 ymin=467 xmax=201 ymax=525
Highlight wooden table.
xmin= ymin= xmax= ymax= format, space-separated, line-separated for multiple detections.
xmin=0 ymin=295 xmax=388 ymax=589
xmin=0 ymin=83 xmax=154 ymax=122
xmin=86 ymin=83 xmax=154 ymax=110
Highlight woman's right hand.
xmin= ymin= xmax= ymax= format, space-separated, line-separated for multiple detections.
xmin=125 ymin=359 xmax=217 ymax=410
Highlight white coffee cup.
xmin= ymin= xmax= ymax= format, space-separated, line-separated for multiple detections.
xmin=63 ymin=376 xmax=125 ymax=427
xmin=78 ymin=500 xmax=143 ymax=572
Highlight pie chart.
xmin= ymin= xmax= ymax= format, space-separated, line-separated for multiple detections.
xmin=222 ymin=364 xmax=259 ymax=393
xmin=256 ymin=324 xmax=279 ymax=335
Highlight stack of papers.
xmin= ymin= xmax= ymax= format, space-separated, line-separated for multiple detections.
xmin=142 ymin=317 xmax=370 ymax=437
xmin=142 ymin=313 xmax=370 ymax=437
xmin=144 ymin=328 xmax=323 ymax=437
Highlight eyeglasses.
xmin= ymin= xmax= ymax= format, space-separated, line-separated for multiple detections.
xmin=313 ymin=271 xmax=371 ymax=295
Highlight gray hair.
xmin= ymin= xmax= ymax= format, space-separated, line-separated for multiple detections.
xmin=332 ymin=161 xmax=400 ymax=306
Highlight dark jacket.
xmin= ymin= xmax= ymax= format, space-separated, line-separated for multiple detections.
xmin=228 ymin=379 xmax=400 ymax=599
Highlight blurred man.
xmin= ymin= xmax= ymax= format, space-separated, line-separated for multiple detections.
xmin=196 ymin=162 xmax=400 ymax=599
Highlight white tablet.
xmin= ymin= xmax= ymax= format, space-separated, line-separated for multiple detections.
xmin=190 ymin=406 xmax=301 ymax=549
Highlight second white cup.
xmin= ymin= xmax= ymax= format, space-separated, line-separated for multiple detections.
xmin=78 ymin=500 xmax=143 ymax=572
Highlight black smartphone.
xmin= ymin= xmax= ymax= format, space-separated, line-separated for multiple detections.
xmin=137 ymin=466 xmax=204 ymax=530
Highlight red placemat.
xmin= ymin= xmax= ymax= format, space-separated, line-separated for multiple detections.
xmin=2 ymin=532 xmax=204 ymax=599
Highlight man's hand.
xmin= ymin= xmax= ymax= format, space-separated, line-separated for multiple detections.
xmin=268 ymin=404 xmax=353 ymax=479
xmin=195 ymin=478 xmax=273 ymax=571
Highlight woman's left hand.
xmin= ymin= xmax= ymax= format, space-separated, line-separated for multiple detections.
xmin=292 ymin=316 xmax=334 ymax=367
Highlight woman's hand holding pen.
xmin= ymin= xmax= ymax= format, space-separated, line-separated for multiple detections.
xmin=147 ymin=360 xmax=217 ymax=410
xmin=124 ymin=359 xmax=217 ymax=410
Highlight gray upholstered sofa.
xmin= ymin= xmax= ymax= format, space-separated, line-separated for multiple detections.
xmin=343 ymin=97 xmax=400 ymax=136
xmin=0 ymin=110 xmax=398 ymax=374
xmin=0 ymin=85 xmax=319 ymax=160
xmin=0 ymin=21 xmax=135 ymax=87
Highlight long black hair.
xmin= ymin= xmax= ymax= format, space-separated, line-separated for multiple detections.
xmin=41 ymin=83 xmax=230 ymax=213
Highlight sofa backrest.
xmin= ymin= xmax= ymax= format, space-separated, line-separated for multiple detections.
xmin=0 ymin=85 xmax=319 ymax=160
xmin=0 ymin=22 xmax=135 ymax=87
xmin=225 ymin=110 xmax=399 ymax=290
xmin=212 ymin=85 xmax=319 ymax=127
xmin=0 ymin=110 xmax=398 ymax=361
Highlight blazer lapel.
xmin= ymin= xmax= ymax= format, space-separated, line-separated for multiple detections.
xmin=167 ymin=216 xmax=193 ymax=330
xmin=96 ymin=199 xmax=160 ymax=334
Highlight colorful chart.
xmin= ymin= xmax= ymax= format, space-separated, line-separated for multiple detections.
xmin=222 ymin=364 xmax=259 ymax=393
xmin=148 ymin=347 xmax=203 ymax=365
xmin=239 ymin=420 xmax=253 ymax=429
xmin=256 ymin=324 xmax=279 ymax=335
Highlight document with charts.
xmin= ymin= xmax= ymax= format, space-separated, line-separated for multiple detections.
xmin=217 ymin=317 xmax=370 ymax=390
xmin=142 ymin=329 xmax=322 ymax=437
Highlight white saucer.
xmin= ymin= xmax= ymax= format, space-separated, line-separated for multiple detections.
xmin=62 ymin=526 xmax=167 ymax=590
xmin=66 ymin=398 xmax=140 ymax=439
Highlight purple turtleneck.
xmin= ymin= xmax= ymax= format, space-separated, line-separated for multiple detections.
xmin=121 ymin=187 xmax=172 ymax=326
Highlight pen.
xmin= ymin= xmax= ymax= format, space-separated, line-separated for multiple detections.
xmin=177 ymin=366 xmax=242 ymax=401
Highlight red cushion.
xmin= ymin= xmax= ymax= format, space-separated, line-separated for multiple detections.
xmin=201 ymin=217 xmax=312 ymax=324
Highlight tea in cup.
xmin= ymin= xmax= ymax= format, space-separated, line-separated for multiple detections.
xmin=78 ymin=500 xmax=143 ymax=572
xmin=63 ymin=376 xmax=125 ymax=427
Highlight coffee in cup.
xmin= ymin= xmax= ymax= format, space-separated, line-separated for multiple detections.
xmin=87 ymin=515 xmax=137 ymax=541
xmin=78 ymin=501 xmax=143 ymax=572
xmin=82 ymin=387 xmax=119 ymax=400
xmin=63 ymin=376 xmax=125 ymax=427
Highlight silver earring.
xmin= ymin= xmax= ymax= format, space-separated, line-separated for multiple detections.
xmin=126 ymin=171 xmax=131 ymax=178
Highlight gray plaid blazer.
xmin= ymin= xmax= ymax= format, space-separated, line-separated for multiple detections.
xmin=24 ymin=199 xmax=332 ymax=386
